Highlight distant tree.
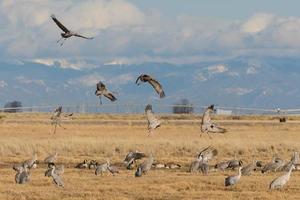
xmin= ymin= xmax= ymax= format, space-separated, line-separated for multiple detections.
xmin=173 ymin=99 xmax=193 ymax=114
xmin=4 ymin=101 xmax=22 ymax=113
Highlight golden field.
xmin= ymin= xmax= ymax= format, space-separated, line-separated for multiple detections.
xmin=0 ymin=113 xmax=299 ymax=200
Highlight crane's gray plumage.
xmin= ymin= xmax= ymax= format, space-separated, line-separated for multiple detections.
xmin=197 ymin=146 xmax=218 ymax=162
xmin=51 ymin=165 xmax=64 ymax=187
xmin=22 ymin=153 xmax=37 ymax=169
xmin=95 ymin=81 xmax=117 ymax=104
xmin=51 ymin=14 xmax=93 ymax=46
xmin=241 ymin=161 xmax=258 ymax=176
xmin=75 ymin=159 xmax=89 ymax=169
xmin=200 ymin=105 xmax=226 ymax=137
xmin=15 ymin=165 xmax=30 ymax=184
xmin=145 ymin=104 xmax=161 ymax=135
xmin=45 ymin=163 xmax=64 ymax=177
xmin=225 ymin=166 xmax=242 ymax=187
xmin=88 ymin=160 xmax=98 ymax=169
xmin=136 ymin=74 xmax=165 ymax=98
xmin=215 ymin=161 xmax=230 ymax=171
xmin=107 ymin=165 xmax=119 ymax=176
xmin=124 ymin=151 xmax=146 ymax=170
xmin=95 ymin=160 xmax=109 ymax=176
xmin=269 ymin=164 xmax=295 ymax=190
xmin=262 ymin=157 xmax=285 ymax=174
xmin=51 ymin=106 xmax=66 ymax=134
xmin=135 ymin=154 xmax=154 ymax=177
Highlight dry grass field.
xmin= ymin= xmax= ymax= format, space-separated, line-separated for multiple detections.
xmin=0 ymin=113 xmax=299 ymax=200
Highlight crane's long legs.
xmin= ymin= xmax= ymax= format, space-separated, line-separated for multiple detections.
xmin=57 ymin=37 xmax=63 ymax=43
xmin=60 ymin=38 xmax=67 ymax=46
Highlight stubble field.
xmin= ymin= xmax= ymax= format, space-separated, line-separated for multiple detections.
xmin=0 ymin=113 xmax=299 ymax=200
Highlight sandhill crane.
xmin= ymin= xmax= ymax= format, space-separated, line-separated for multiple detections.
xmin=135 ymin=154 xmax=154 ymax=177
xmin=47 ymin=163 xmax=64 ymax=187
xmin=75 ymin=159 xmax=89 ymax=169
xmin=124 ymin=151 xmax=146 ymax=170
xmin=291 ymin=151 xmax=299 ymax=164
xmin=215 ymin=161 xmax=230 ymax=171
xmin=282 ymin=152 xmax=299 ymax=172
xmin=197 ymin=146 xmax=218 ymax=162
xmin=145 ymin=104 xmax=161 ymax=135
xmin=44 ymin=152 xmax=58 ymax=164
xmin=51 ymin=106 xmax=66 ymax=134
xmin=227 ymin=160 xmax=243 ymax=170
xmin=108 ymin=165 xmax=119 ymax=176
xmin=15 ymin=165 xmax=30 ymax=184
xmin=23 ymin=153 xmax=38 ymax=169
xmin=153 ymin=163 xmax=166 ymax=169
xmin=95 ymin=81 xmax=117 ymax=104
xmin=241 ymin=161 xmax=259 ymax=176
xmin=225 ymin=165 xmax=243 ymax=187
xmin=190 ymin=146 xmax=217 ymax=174
xmin=45 ymin=163 xmax=64 ymax=177
xmin=269 ymin=164 xmax=295 ymax=190
xmin=262 ymin=157 xmax=285 ymax=174
xmin=95 ymin=160 xmax=110 ymax=176
xmin=165 ymin=162 xmax=181 ymax=169
xmin=88 ymin=160 xmax=97 ymax=169
xmin=51 ymin=14 xmax=93 ymax=46
xmin=135 ymin=74 xmax=165 ymax=98
xmin=200 ymin=105 xmax=226 ymax=137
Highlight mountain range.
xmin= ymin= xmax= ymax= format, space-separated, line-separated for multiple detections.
xmin=1 ymin=56 xmax=300 ymax=113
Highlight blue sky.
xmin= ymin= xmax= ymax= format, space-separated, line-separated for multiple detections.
xmin=2 ymin=0 xmax=300 ymax=107
xmin=129 ymin=0 xmax=300 ymax=19
xmin=1 ymin=0 xmax=300 ymax=66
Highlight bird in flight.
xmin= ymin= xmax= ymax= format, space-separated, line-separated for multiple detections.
xmin=95 ymin=81 xmax=117 ymax=104
xmin=200 ymin=105 xmax=226 ymax=138
xmin=136 ymin=74 xmax=165 ymax=98
xmin=51 ymin=14 xmax=94 ymax=46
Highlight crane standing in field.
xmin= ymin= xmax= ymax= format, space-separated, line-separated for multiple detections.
xmin=135 ymin=74 xmax=165 ymax=98
xmin=135 ymin=154 xmax=154 ymax=177
xmin=51 ymin=14 xmax=94 ymax=46
xmin=225 ymin=165 xmax=243 ymax=187
xmin=145 ymin=104 xmax=161 ymax=136
xmin=95 ymin=81 xmax=117 ymax=104
xmin=269 ymin=164 xmax=295 ymax=190
xmin=200 ymin=105 xmax=226 ymax=138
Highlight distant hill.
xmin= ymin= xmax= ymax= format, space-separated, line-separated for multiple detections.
xmin=1 ymin=56 xmax=300 ymax=110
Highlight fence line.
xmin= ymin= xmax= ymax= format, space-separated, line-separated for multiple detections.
xmin=0 ymin=103 xmax=298 ymax=115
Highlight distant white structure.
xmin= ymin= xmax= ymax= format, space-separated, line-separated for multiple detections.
xmin=215 ymin=109 xmax=232 ymax=115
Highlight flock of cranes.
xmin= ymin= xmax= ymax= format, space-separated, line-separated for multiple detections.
xmin=8 ymin=14 xmax=298 ymax=194
xmin=12 ymin=148 xmax=299 ymax=189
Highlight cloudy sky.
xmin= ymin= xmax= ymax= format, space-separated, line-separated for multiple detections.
xmin=1 ymin=0 xmax=300 ymax=67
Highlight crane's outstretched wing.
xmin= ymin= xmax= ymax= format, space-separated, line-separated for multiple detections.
xmin=74 ymin=33 xmax=94 ymax=40
xmin=103 ymin=92 xmax=117 ymax=102
xmin=51 ymin=15 xmax=69 ymax=33
xmin=147 ymin=78 xmax=165 ymax=98
xmin=197 ymin=146 xmax=218 ymax=161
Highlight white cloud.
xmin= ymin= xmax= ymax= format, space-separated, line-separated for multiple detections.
xmin=32 ymin=58 xmax=97 ymax=70
xmin=225 ymin=87 xmax=253 ymax=96
xmin=68 ymin=74 xmax=105 ymax=87
xmin=228 ymin=71 xmax=240 ymax=77
xmin=109 ymin=73 xmax=134 ymax=85
xmin=241 ymin=13 xmax=274 ymax=33
xmin=246 ymin=66 xmax=257 ymax=74
xmin=208 ymin=64 xmax=228 ymax=74
xmin=0 ymin=80 xmax=7 ymax=88
xmin=16 ymin=76 xmax=45 ymax=86
xmin=194 ymin=72 xmax=207 ymax=82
